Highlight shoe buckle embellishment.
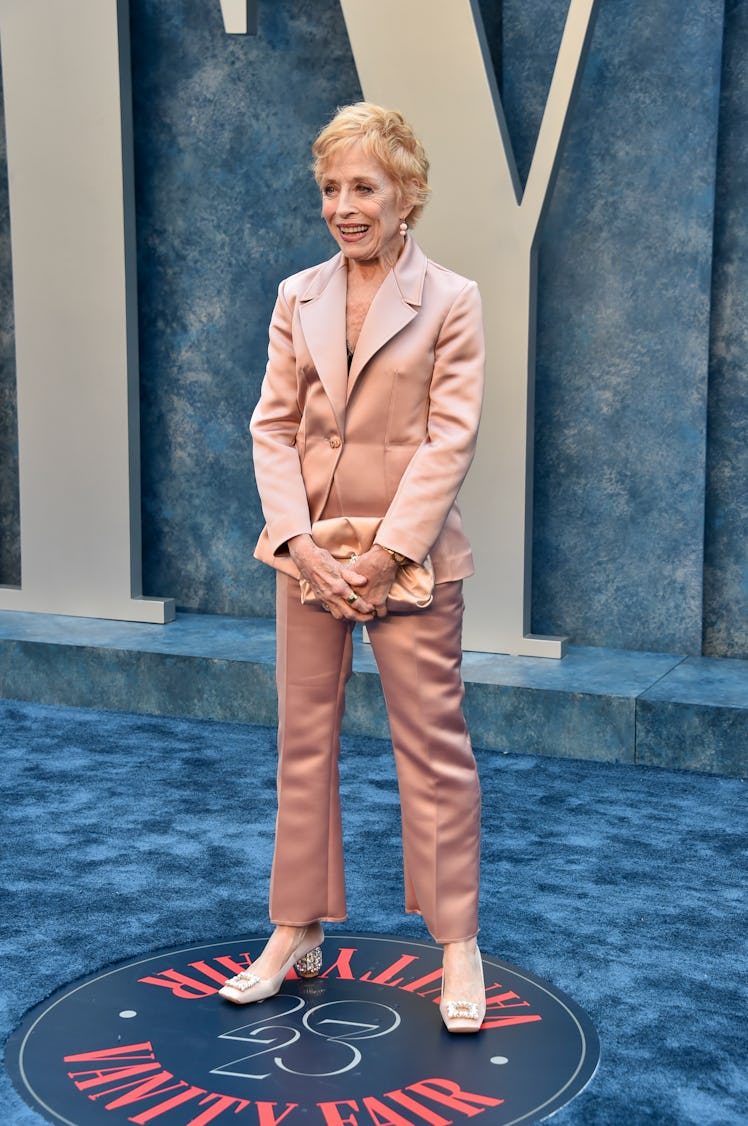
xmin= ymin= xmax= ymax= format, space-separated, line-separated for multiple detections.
xmin=224 ymin=971 xmax=261 ymax=992
xmin=446 ymin=1000 xmax=480 ymax=1020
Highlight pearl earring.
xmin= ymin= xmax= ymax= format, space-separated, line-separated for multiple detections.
xmin=399 ymin=221 xmax=408 ymax=237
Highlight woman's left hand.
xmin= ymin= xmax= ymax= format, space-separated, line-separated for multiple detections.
xmin=350 ymin=546 xmax=400 ymax=617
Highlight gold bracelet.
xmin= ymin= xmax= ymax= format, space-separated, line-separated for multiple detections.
xmin=375 ymin=543 xmax=409 ymax=567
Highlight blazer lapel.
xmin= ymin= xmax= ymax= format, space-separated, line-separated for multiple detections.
xmin=298 ymin=256 xmax=348 ymax=433
xmin=297 ymin=238 xmax=429 ymax=420
xmin=347 ymin=236 xmax=427 ymax=399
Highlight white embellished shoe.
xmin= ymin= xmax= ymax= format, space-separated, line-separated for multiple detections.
xmin=439 ymin=945 xmax=486 ymax=1033
xmin=218 ymin=924 xmax=324 ymax=1005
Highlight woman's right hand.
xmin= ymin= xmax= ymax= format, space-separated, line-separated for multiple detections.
xmin=287 ymin=534 xmax=375 ymax=620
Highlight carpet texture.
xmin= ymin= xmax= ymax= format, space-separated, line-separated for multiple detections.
xmin=0 ymin=698 xmax=745 ymax=1124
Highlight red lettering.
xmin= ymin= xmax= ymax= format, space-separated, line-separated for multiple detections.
xmin=137 ymin=969 xmax=217 ymax=998
xmin=385 ymin=1090 xmax=451 ymax=1126
xmin=64 ymin=1042 xmax=156 ymax=1063
xmin=482 ymin=984 xmax=542 ymax=1029
xmin=126 ymin=1086 xmax=207 ymax=1124
xmin=257 ymin=1103 xmax=300 ymax=1126
xmin=399 ymin=968 xmax=443 ymax=997
xmin=186 ymin=955 xmax=255 ymax=984
xmin=485 ymin=985 xmax=533 ymax=1008
xmin=406 ymin=1079 xmax=502 ymax=1116
xmin=361 ymin=1096 xmax=417 ymax=1126
xmin=183 ymin=1093 xmax=251 ymax=1125
xmin=67 ymin=1063 xmax=162 ymax=1091
xmin=319 ymin=947 xmax=357 ymax=980
xmin=81 ymin=1068 xmax=202 ymax=1115
xmin=360 ymin=955 xmax=419 ymax=988
xmin=318 ymin=1099 xmax=360 ymax=1126
xmin=63 ymin=1044 xmax=254 ymax=1126
xmin=86 ymin=1072 xmax=185 ymax=1104
xmin=482 ymin=1013 xmax=542 ymax=1029
xmin=188 ymin=960 xmax=242 ymax=986
xmin=214 ymin=954 xmax=254 ymax=975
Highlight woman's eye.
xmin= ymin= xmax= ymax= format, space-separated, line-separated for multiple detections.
xmin=357 ymin=184 xmax=373 ymax=193
xmin=323 ymin=185 xmax=337 ymax=196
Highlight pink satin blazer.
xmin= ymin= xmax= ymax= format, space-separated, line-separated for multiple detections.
xmin=250 ymin=236 xmax=485 ymax=583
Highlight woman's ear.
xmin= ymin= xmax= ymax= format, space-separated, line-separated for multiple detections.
xmin=400 ymin=178 xmax=420 ymax=220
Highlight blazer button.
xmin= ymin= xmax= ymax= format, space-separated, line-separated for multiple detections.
xmin=328 ymin=436 xmax=341 ymax=449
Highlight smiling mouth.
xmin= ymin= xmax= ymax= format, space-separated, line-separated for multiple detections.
xmin=338 ymin=224 xmax=369 ymax=235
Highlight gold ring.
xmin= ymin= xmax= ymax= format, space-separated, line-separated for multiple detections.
xmin=345 ymin=593 xmax=359 ymax=605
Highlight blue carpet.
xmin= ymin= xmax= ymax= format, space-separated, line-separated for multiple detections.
xmin=0 ymin=698 xmax=746 ymax=1124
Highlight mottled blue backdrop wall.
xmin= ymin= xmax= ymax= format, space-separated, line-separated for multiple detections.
xmin=0 ymin=0 xmax=745 ymax=658
xmin=131 ymin=0 xmax=361 ymax=616
xmin=508 ymin=0 xmax=724 ymax=654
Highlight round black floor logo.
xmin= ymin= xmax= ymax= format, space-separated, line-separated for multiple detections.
xmin=6 ymin=934 xmax=599 ymax=1126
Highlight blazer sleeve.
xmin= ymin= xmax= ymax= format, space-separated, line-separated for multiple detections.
xmin=249 ymin=281 xmax=313 ymax=555
xmin=376 ymin=279 xmax=485 ymax=564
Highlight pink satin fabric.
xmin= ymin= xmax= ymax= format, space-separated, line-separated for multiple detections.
xmin=270 ymin=574 xmax=481 ymax=944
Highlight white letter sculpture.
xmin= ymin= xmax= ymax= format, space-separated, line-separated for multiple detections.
xmin=0 ymin=0 xmax=174 ymax=622
xmin=220 ymin=0 xmax=254 ymax=35
xmin=340 ymin=0 xmax=599 ymax=655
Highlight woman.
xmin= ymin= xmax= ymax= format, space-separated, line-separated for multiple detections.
xmin=220 ymin=103 xmax=486 ymax=1032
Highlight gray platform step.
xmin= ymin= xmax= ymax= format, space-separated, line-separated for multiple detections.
xmin=0 ymin=610 xmax=745 ymax=776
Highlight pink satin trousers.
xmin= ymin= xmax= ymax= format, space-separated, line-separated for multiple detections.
xmin=269 ymin=574 xmax=481 ymax=944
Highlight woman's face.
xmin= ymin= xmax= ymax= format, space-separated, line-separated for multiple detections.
xmin=320 ymin=142 xmax=408 ymax=268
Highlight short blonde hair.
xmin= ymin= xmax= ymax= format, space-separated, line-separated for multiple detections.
xmin=312 ymin=102 xmax=430 ymax=225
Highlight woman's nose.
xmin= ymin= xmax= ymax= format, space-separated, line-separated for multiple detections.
xmin=337 ymin=187 xmax=354 ymax=215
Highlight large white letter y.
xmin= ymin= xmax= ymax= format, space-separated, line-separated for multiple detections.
xmin=341 ymin=0 xmax=598 ymax=655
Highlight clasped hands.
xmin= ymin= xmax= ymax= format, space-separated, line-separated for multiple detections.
xmin=288 ymin=533 xmax=399 ymax=620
